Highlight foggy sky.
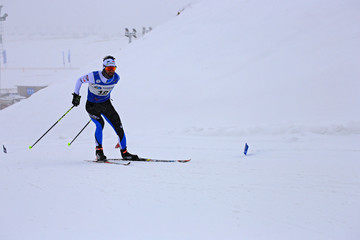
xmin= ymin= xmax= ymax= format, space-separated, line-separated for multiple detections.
xmin=1 ymin=0 xmax=194 ymax=36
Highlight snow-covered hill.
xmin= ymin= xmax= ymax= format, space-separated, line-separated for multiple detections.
xmin=1 ymin=0 xmax=359 ymax=239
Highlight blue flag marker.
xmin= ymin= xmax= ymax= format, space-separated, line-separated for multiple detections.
xmin=244 ymin=143 xmax=249 ymax=155
xmin=2 ymin=50 xmax=7 ymax=64
xmin=62 ymin=51 xmax=65 ymax=66
xmin=68 ymin=49 xmax=71 ymax=64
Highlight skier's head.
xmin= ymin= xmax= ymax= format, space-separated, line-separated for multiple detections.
xmin=103 ymin=55 xmax=116 ymax=69
xmin=103 ymin=55 xmax=116 ymax=77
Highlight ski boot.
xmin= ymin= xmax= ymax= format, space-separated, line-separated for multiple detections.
xmin=96 ymin=146 xmax=107 ymax=162
xmin=121 ymin=148 xmax=139 ymax=160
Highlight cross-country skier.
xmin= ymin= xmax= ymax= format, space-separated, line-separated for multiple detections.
xmin=71 ymin=55 xmax=139 ymax=161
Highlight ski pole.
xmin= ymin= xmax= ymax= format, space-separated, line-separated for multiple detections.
xmin=29 ymin=106 xmax=75 ymax=149
xmin=68 ymin=119 xmax=92 ymax=146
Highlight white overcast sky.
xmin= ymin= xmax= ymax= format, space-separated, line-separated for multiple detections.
xmin=0 ymin=0 xmax=195 ymax=35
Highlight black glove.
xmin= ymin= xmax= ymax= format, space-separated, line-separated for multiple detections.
xmin=72 ymin=93 xmax=81 ymax=106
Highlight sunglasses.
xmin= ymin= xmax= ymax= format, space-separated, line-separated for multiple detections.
xmin=105 ymin=66 xmax=117 ymax=71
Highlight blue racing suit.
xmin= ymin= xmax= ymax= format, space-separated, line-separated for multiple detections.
xmin=74 ymin=70 xmax=127 ymax=149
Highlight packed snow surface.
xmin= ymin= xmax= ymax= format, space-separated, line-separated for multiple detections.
xmin=1 ymin=0 xmax=359 ymax=239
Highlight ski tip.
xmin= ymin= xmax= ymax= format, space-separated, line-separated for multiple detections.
xmin=29 ymin=146 xmax=32 ymax=149
xmin=178 ymin=159 xmax=191 ymax=163
xmin=67 ymin=143 xmax=71 ymax=146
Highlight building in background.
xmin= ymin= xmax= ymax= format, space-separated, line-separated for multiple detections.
xmin=0 ymin=85 xmax=47 ymax=110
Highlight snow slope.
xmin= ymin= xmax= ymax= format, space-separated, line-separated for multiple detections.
xmin=1 ymin=0 xmax=360 ymax=239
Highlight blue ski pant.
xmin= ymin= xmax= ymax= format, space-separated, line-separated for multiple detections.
xmin=85 ymin=100 xmax=127 ymax=150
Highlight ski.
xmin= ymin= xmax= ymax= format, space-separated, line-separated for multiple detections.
xmin=106 ymin=158 xmax=191 ymax=163
xmin=85 ymin=160 xmax=131 ymax=165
